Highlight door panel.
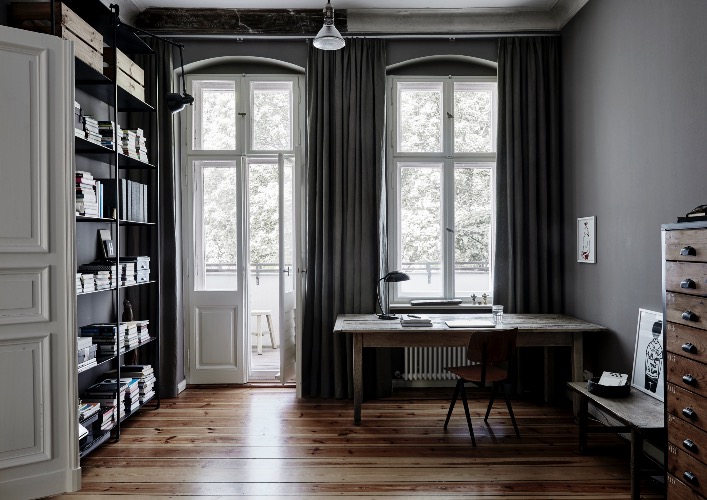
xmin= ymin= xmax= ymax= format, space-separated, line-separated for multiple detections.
xmin=0 ymin=25 xmax=78 ymax=497
xmin=279 ymin=154 xmax=296 ymax=383
xmin=186 ymin=159 xmax=245 ymax=384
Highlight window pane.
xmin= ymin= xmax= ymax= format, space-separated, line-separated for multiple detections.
xmin=454 ymin=83 xmax=494 ymax=153
xmin=397 ymin=82 xmax=443 ymax=153
xmin=196 ymin=161 xmax=238 ymax=290
xmin=454 ymin=164 xmax=492 ymax=296
xmin=399 ymin=163 xmax=443 ymax=296
xmin=249 ymin=160 xmax=279 ymax=277
xmin=250 ymin=81 xmax=293 ymax=151
xmin=282 ymin=155 xmax=295 ymax=292
xmin=193 ymin=80 xmax=236 ymax=150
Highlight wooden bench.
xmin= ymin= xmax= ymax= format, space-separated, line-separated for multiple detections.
xmin=567 ymin=381 xmax=665 ymax=500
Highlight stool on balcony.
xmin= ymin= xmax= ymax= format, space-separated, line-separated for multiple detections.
xmin=251 ymin=309 xmax=278 ymax=355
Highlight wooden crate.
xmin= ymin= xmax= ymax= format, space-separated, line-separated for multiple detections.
xmin=11 ymin=2 xmax=104 ymax=73
xmin=105 ymin=67 xmax=145 ymax=103
xmin=104 ymin=48 xmax=144 ymax=87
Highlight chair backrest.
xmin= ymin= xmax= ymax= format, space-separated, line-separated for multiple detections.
xmin=466 ymin=329 xmax=518 ymax=366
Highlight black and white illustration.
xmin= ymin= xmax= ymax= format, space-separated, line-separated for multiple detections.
xmin=631 ymin=308 xmax=663 ymax=401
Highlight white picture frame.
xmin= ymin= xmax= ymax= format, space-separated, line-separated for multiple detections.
xmin=631 ymin=308 xmax=664 ymax=401
xmin=577 ymin=216 xmax=596 ymax=263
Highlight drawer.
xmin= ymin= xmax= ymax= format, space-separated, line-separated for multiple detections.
xmin=666 ymin=229 xmax=707 ymax=263
xmin=667 ymin=322 xmax=707 ymax=365
xmin=668 ymin=473 xmax=707 ymax=499
xmin=669 ymin=352 xmax=707 ymax=397
xmin=667 ymin=261 xmax=707 ymax=296
xmin=669 ymin=412 xmax=707 ymax=465
xmin=669 ymin=443 xmax=707 ymax=497
xmin=668 ymin=383 xmax=707 ymax=426
xmin=667 ymin=292 xmax=707 ymax=330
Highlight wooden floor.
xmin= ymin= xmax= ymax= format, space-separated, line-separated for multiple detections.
xmin=56 ymin=386 xmax=665 ymax=499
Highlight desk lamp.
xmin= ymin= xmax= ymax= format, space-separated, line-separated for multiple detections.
xmin=377 ymin=271 xmax=410 ymax=320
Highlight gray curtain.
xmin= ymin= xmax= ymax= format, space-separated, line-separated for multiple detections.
xmin=132 ymin=39 xmax=184 ymax=398
xmin=493 ymin=37 xmax=563 ymax=314
xmin=302 ymin=39 xmax=388 ymax=399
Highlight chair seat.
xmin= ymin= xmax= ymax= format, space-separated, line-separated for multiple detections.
xmin=445 ymin=364 xmax=508 ymax=383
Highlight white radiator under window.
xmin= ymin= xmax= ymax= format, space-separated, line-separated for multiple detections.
xmin=403 ymin=347 xmax=468 ymax=381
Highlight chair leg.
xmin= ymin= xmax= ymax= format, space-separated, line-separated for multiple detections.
xmin=444 ymin=379 xmax=462 ymax=430
xmin=501 ymin=382 xmax=521 ymax=439
xmin=460 ymin=384 xmax=476 ymax=447
xmin=484 ymin=382 xmax=497 ymax=422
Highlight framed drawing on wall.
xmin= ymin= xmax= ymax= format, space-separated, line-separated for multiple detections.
xmin=631 ymin=308 xmax=664 ymax=401
xmin=577 ymin=216 xmax=596 ymax=263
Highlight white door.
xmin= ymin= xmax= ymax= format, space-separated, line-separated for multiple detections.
xmin=278 ymin=154 xmax=297 ymax=383
xmin=0 ymin=26 xmax=78 ymax=497
xmin=185 ymin=158 xmax=246 ymax=384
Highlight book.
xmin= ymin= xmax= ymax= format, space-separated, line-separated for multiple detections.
xmin=400 ymin=314 xmax=433 ymax=326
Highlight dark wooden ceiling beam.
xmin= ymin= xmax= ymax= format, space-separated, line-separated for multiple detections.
xmin=135 ymin=8 xmax=348 ymax=35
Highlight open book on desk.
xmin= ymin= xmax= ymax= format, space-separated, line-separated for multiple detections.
xmin=400 ymin=314 xmax=432 ymax=326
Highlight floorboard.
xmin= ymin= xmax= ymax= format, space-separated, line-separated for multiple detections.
xmin=56 ymin=386 xmax=665 ymax=498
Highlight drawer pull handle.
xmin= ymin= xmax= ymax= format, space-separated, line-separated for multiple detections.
xmin=683 ymin=310 xmax=699 ymax=322
xmin=682 ymin=279 xmax=697 ymax=289
xmin=684 ymin=471 xmax=699 ymax=485
xmin=683 ymin=407 xmax=698 ymax=420
xmin=684 ymin=439 xmax=699 ymax=452
xmin=681 ymin=246 xmax=697 ymax=256
xmin=683 ymin=374 xmax=698 ymax=386
xmin=683 ymin=342 xmax=698 ymax=354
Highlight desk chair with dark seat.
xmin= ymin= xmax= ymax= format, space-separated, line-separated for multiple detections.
xmin=443 ymin=328 xmax=520 ymax=446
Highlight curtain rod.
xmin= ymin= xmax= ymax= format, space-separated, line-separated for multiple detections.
xmin=155 ymin=32 xmax=561 ymax=41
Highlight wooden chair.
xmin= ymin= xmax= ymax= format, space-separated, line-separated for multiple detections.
xmin=443 ymin=328 xmax=520 ymax=446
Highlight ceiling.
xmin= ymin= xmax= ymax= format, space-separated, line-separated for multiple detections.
xmin=136 ymin=0 xmax=559 ymax=10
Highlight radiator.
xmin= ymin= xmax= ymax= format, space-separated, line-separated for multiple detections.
xmin=403 ymin=347 xmax=468 ymax=381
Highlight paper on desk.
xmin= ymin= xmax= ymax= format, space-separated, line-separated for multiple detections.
xmin=598 ymin=371 xmax=628 ymax=386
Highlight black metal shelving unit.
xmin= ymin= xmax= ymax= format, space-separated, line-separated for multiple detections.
xmin=65 ymin=0 xmax=160 ymax=458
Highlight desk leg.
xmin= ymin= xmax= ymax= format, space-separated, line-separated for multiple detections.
xmin=353 ymin=332 xmax=362 ymax=425
xmin=630 ymin=428 xmax=642 ymax=500
xmin=572 ymin=332 xmax=584 ymax=417
xmin=579 ymin=395 xmax=588 ymax=454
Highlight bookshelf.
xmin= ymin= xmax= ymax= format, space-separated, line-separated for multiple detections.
xmin=40 ymin=0 xmax=163 ymax=457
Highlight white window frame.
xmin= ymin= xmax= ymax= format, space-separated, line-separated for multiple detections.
xmin=387 ymin=75 xmax=498 ymax=304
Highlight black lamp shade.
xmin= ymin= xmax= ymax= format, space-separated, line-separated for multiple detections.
xmin=166 ymin=92 xmax=194 ymax=114
xmin=377 ymin=271 xmax=410 ymax=319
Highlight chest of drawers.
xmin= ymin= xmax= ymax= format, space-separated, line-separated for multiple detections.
xmin=664 ymin=222 xmax=707 ymax=499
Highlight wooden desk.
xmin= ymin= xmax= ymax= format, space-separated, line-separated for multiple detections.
xmin=333 ymin=313 xmax=607 ymax=424
xmin=567 ymin=382 xmax=664 ymax=500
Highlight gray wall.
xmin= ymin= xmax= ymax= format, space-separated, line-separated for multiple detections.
xmin=562 ymin=0 xmax=707 ymax=375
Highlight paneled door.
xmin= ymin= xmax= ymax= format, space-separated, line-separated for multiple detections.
xmin=186 ymin=159 xmax=246 ymax=384
xmin=0 ymin=25 xmax=78 ymax=498
xmin=278 ymin=154 xmax=296 ymax=383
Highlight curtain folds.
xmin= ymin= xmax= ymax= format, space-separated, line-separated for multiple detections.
xmin=493 ymin=37 xmax=563 ymax=314
xmin=302 ymin=39 xmax=389 ymax=399
xmin=134 ymin=40 xmax=184 ymax=397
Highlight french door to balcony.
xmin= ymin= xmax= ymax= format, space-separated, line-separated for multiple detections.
xmin=185 ymin=155 xmax=299 ymax=385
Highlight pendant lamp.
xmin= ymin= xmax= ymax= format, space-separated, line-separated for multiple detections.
xmin=313 ymin=0 xmax=345 ymax=50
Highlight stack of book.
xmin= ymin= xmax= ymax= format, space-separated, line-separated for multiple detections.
xmin=121 ymin=128 xmax=148 ymax=163
xmin=104 ymin=378 xmax=140 ymax=413
xmin=96 ymin=405 xmax=116 ymax=431
xmin=78 ymin=401 xmax=101 ymax=423
xmin=83 ymin=378 xmax=129 ymax=415
xmin=77 ymin=262 xmax=118 ymax=291
xmin=76 ymin=171 xmax=99 ymax=217
xmin=121 ymin=262 xmax=136 ymax=286
xmin=123 ymin=256 xmax=151 ymax=283
xmin=80 ymin=272 xmax=96 ymax=293
xmin=131 ymin=319 xmax=150 ymax=343
xmin=97 ymin=120 xmax=120 ymax=150
xmin=74 ymin=101 xmax=83 ymax=138
xmin=76 ymin=273 xmax=83 ymax=293
xmin=107 ymin=365 xmax=156 ymax=404
xmin=82 ymin=115 xmax=101 ymax=145
xmin=122 ymin=322 xmax=140 ymax=349
xmin=79 ymin=323 xmax=126 ymax=357
xmin=399 ymin=314 xmax=433 ymax=327
xmin=77 ymin=336 xmax=97 ymax=372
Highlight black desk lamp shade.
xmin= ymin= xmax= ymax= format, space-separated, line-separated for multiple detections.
xmin=377 ymin=271 xmax=410 ymax=320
